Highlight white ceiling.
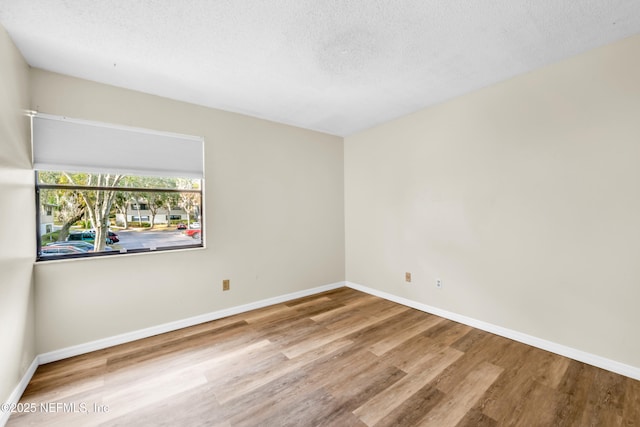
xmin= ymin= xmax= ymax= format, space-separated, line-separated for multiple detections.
xmin=1 ymin=1 xmax=639 ymax=136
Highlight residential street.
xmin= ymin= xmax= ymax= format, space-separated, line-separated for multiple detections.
xmin=114 ymin=228 xmax=200 ymax=250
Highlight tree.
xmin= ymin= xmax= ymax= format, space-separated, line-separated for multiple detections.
xmin=145 ymin=192 xmax=168 ymax=228
xmin=112 ymin=191 xmax=132 ymax=229
xmin=138 ymin=177 xmax=175 ymax=228
xmin=38 ymin=173 xmax=86 ymax=242
xmin=63 ymin=172 xmax=123 ymax=251
xmin=132 ymin=197 xmax=144 ymax=227
xmin=56 ymin=203 xmax=85 ymax=242
xmin=165 ymin=192 xmax=181 ymax=226
xmin=176 ymin=178 xmax=201 ymax=226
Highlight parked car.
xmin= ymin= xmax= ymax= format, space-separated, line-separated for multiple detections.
xmin=47 ymin=241 xmax=93 ymax=251
xmin=67 ymin=231 xmax=95 ymax=242
xmin=176 ymin=223 xmax=187 ymax=230
xmin=67 ymin=231 xmax=114 ymax=244
xmin=184 ymin=228 xmax=201 ymax=239
xmin=87 ymin=229 xmax=119 ymax=242
xmin=189 ymin=222 xmax=200 ymax=229
xmin=46 ymin=241 xmax=113 ymax=252
xmin=40 ymin=245 xmax=87 ymax=256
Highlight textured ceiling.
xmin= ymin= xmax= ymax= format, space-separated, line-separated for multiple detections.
xmin=1 ymin=1 xmax=639 ymax=136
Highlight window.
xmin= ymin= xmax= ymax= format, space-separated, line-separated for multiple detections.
xmin=33 ymin=114 xmax=204 ymax=260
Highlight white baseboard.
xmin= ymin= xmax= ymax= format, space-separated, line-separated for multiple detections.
xmin=346 ymin=281 xmax=640 ymax=381
xmin=1 ymin=357 xmax=38 ymax=427
xmin=39 ymin=281 xmax=345 ymax=364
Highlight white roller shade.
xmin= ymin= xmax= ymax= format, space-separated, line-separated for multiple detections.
xmin=32 ymin=114 xmax=204 ymax=178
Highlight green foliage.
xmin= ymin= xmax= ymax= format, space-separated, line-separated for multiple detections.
xmin=39 ymin=171 xmax=200 ymax=190
xmin=40 ymin=230 xmax=61 ymax=245
xmin=131 ymin=222 xmax=152 ymax=228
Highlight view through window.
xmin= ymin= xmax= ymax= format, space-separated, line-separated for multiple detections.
xmin=37 ymin=171 xmax=203 ymax=260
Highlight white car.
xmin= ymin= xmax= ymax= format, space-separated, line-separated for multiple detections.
xmin=189 ymin=222 xmax=200 ymax=229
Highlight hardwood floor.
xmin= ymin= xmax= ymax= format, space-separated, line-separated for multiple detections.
xmin=7 ymin=287 xmax=640 ymax=426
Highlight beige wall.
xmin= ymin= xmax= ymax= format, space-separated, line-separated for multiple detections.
xmin=345 ymin=34 xmax=640 ymax=368
xmin=0 ymin=26 xmax=35 ymax=405
xmin=31 ymin=70 xmax=345 ymax=353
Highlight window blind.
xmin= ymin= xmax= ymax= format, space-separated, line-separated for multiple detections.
xmin=32 ymin=113 xmax=204 ymax=178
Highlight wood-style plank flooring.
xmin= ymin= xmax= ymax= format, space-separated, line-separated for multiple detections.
xmin=8 ymin=288 xmax=640 ymax=426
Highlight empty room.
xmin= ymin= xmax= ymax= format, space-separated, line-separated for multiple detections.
xmin=1 ymin=1 xmax=640 ymax=426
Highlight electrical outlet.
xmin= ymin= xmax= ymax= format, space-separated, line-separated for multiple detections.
xmin=405 ymin=272 xmax=411 ymax=283
xmin=222 ymin=279 xmax=230 ymax=291
xmin=436 ymin=279 xmax=442 ymax=289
